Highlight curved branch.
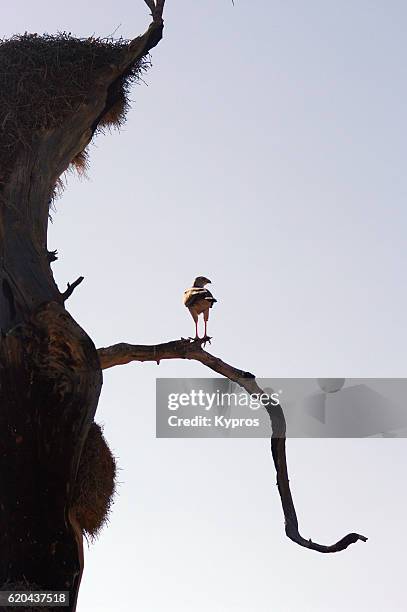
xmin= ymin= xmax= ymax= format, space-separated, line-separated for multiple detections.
xmin=123 ymin=0 xmax=165 ymax=63
xmin=127 ymin=18 xmax=164 ymax=57
xmin=97 ymin=338 xmax=368 ymax=553
xmin=95 ymin=1 xmax=165 ymax=84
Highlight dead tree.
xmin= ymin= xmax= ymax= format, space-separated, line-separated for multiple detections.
xmin=0 ymin=1 xmax=366 ymax=610
xmin=0 ymin=3 xmax=165 ymax=610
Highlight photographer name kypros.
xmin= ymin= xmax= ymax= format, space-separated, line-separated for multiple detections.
xmin=168 ymin=415 xmax=261 ymax=428
xmin=166 ymin=390 xmax=280 ymax=429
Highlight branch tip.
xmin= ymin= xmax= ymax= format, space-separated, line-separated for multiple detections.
xmin=62 ymin=276 xmax=84 ymax=301
xmin=143 ymin=0 xmax=165 ymax=22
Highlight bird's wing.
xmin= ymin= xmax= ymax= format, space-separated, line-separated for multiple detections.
xmin=203 ymin=289 xmax=217 ymax=305
xmin=183 ymin=288 xmax=206 ymax=307
xmin=183 ymin=287 xmax=217 ymax=307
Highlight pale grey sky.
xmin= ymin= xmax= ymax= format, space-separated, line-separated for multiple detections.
xmin=3 ymin=1 xmax=407 ymax=610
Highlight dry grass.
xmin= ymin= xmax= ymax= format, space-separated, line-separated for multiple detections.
xmin=0 ymin=32 xmax=150 ymax=183
xmin=70 ymin=149 xmax=89 ymax=176
xmin=71 ymin=422 xmax=117 ymax=540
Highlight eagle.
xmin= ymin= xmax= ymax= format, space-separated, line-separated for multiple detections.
xmin=183 ymin=276 xmax=217 ymax=339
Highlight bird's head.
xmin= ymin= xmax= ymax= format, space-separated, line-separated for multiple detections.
xmin=193 ymin=276 xmax=211 ymax=288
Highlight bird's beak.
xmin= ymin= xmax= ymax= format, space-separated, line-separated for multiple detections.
xmin=206 ymin=279 xmax=212 ymax=284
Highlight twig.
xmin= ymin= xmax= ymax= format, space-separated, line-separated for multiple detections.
xmin=143 ymin=0 xmax=165 ymax=22
xmin=47 ymin=249 xmax=58 ymax=263
xmin=97 ymin=338 xmax=368 ymax=553
xmin=62 ymin=276 xmax=84 ymax=301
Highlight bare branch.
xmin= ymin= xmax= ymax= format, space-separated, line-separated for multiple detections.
xmin=62 ymin=276 xmax=84 ymax=301
xmin=155 ymin=0 xmax=165 ymax=20
xmin=103 ymin=0 xmax=165 ymax=78
xmin=143 ymin=0 xmax=165 ymax=20
xmin=143 ymin=0 xmax=156 ymax=13
xmin=97 ymin=338 xmax=368 ymax=553
xmin=47 ymin=249 xmax=58 ymax=263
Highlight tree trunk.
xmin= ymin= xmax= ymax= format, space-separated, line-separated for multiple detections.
xmin=0 ymin=13 xmax=164 ymax=611
xmin=0 ymin=303 xmax=102 ymax=608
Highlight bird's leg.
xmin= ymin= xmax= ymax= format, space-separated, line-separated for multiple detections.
xmin=188 ymin=310 xmax=200 ymax=341
xmin=202 ymin=311 xmax=211 ymax=343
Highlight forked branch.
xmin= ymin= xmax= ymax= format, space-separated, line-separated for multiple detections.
xmin=97 ymin=338 xmax=368 ymax=553
xmin=143 ymin=0 xmax=165 ymax=23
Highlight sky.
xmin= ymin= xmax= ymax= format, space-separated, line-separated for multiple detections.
xmin=3 ymin=1 xmax=407 ymax=610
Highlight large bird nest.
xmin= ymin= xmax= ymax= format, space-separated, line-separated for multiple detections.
xmin=0 ymin=32 xmax=150 ymax=182
xmin=71 ymin=422 xmax=117 ymax=541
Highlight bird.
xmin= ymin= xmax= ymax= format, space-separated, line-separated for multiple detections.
xmin=183 ymin=276 xmax=217 ymax=340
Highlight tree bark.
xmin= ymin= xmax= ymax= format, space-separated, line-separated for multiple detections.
xmin=0 ymin=305 xmax=102 ymax=607
xmin=0 ymin=4 xmax=165 ymax=609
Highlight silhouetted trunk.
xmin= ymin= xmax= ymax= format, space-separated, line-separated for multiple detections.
xmin=0 ymin=16 xmax=163 ymax=611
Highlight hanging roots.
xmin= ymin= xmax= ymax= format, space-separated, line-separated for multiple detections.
xmin=0 ymin=32 xmax=151 ymax=183
xmin=71 ymin=422 xmax=117 ymax=541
